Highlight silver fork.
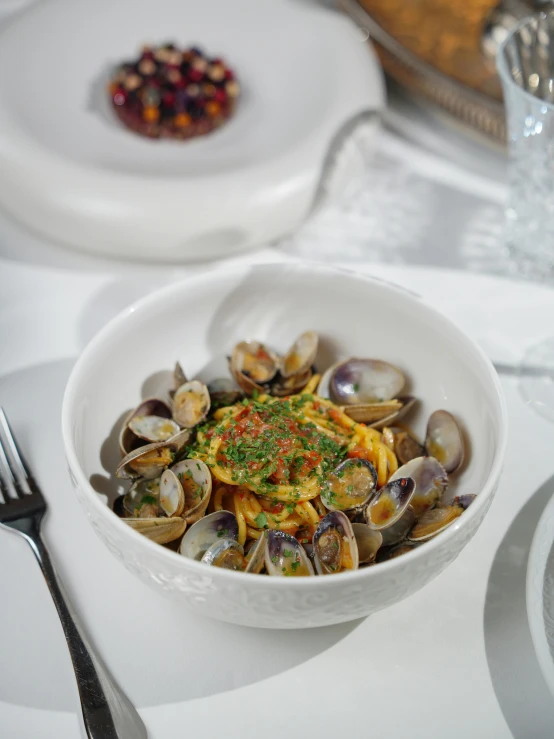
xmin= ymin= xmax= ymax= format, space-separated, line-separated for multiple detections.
xmin=0 ymin=408 xmax=147 ymax=739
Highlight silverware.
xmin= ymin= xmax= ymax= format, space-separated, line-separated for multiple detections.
xmin=0 ymin=408 xmax=147 ymax=739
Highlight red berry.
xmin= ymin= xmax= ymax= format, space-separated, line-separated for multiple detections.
xmin=224 ymin=69 xmax=234 ymax=80
xmin=188 ymin=69 xmax=203 ymax=82
xmin=113 ymin=89 xmax=127 ymax=106
xmin=214 ymin=89 xmax=227 ymax=103
xmin=163 ymin=92 xmax=176 ymax=105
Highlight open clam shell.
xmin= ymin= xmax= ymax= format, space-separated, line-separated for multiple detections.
xmin=377 ymin=541 xmax=419 ymax=562
xmin=265 ymin=530 xmax=315 ymax=576
xmin=245 ymin=534 xmax=266 ymax=574
xmin=408 ymin=501 xmax=466 ymax=542
xmin=174 ymin=361 xmax=188 ymax=389
xmin=116 ymin=437 xmax=183 ymax=480
xmin=313 ymin=511 xmax=359 ymax=574
xmin=281 ymin=331 xmax=318 ymax=379
xmin=170 ymin=458 xmax=212 ymax=523
xmin=389 ymin=456 xmax=448 ymax=518
xmin=123 ymin=516 xmax=186 ymax=544
xmin=159 ymin=469 xmax=185 ymax=517
xmin=394 ymin=429 xmax=425 ymax=465
xmin=123 ymin=477 xmax=161 ymax=518
xmin=330 ymin=358 xmax=405 ymax=405
xmin=119 ymin=397 xmax=173 ymax=455
xmin=202 ymin=539 xmax=246 ymax=570
xmin=425 ymin=410 xmax=464 ymax=474
xmin=230 ymin=340 xmax=279 ymax=395
xmin=352 ymin=523 xmax=382 ymax=564
xmin=207 ymin=378 xmax=243 ymax=407
xmin=172 ymin=381 xmax=211 ymax=428
xmin=342 ymin=396 xmax=417 ymax=429
xmin=379 ymin=506 xmax=416 ymax=547
xmin=128 ymin=415 xmax=181 ymax=444
xmin=271 ymin=368 xmax=313 ymax=397
xmin=179 ymin=510 xmax=239 ymax=561
xmin=321 ymin=458 xmax=377 ymax=512
xmin=364 ymin=477 xmax=416 ymax=530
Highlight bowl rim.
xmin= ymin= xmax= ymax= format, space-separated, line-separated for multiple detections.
xmin=62 ymin=261 xmax=508 ymax=586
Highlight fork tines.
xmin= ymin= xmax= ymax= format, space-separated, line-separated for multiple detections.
xmin=0 ymin=408 xmax=44 ymax=519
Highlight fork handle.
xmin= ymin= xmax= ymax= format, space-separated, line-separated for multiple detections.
xmin=20 ymin=519 xmax=147 ymax=739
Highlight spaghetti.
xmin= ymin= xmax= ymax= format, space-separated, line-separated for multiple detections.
xmin=192 ymin=383 xmax=399 ymax=544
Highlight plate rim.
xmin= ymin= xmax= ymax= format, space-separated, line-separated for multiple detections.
xmin=526 ymin=483 xmax=554 ymax=697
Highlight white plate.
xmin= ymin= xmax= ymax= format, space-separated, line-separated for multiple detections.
xmin=527 ymin=483 xmax=554 ymax=698
xmin=0 ymin=0 xmax=383 ymax=261
xmin=2 ymin=264 xmax=554 ymax=738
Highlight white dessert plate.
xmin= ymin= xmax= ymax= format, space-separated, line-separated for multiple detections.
xmin=527 ymin=483 xmax=554 ymax=698
xmin=0 ymin=0 xmax=383 ymax=262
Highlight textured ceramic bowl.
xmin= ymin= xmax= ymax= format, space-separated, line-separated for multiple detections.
xmin=62 ymin=263 xmax=507 ymax=628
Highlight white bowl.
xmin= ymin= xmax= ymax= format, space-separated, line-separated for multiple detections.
xmin=62 ymin=263 xmax=507 ymax=628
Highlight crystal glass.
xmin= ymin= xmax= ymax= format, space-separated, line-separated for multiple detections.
xmin=497 ymin=11 xmax=554 ymax=278
xmin=497 ymin=13 xmax=554 ymax=421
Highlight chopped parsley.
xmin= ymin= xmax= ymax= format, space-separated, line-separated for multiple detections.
xmin=254 ymin=512 xmax=268 ymax=529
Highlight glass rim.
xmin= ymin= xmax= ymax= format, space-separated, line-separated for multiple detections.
xmin=496 ymin=10 xmax=554 ymax=112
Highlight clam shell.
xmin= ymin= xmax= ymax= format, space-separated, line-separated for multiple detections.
xmin=116 ymin=438 xmax=180 ymax=480
xmin=271 ymin=368 xmax=313 ymax=397
xmin=377 ymin=541 xmax=418 ymax=562
xmin=379 ymin=506 xmax=416 ymax=547
xmin=123 ymin=477 xmax=161 ymax=517
xmin=425 ymin=410 xmax=464 ymax=474
xmin=330 ymin=358 xmax=405 ymax=404
xmin=124 ymin=516 xmax=186 ymax=544
xmin=159 ymin=469 xmax=185 ymax=517
xmin=245 ymin=534 xmax=266 ymax=574
xmin=202 ymin=539 xmax=246 ymax=570
xmin=170 ymin=458 xmax=212 ymax=523
xmin=128 ymin=415 xmax=181 ymax=444
xmin=173 ymin=381 xmax=211 ymax=428
xmin=281 ymin=331 xmax=318 ymax=378
xmin=313 ymin=511 xmax=359 ymax=574
xmin=207 ymin=378 xmax=243 ymax=407
xmin=230 ymin=341 xmax=279 ymax=394
xmin=408 ymin=503 xmax=464 ymax=542
xmin=321 ymin=458 xmax=377 ymax=512
xmin=341 ymin=399 xmax=402 ymax=424
xmin=389 ymin=456 xmax=447 ymax=518
xmin=119 ymin=397 xmax=172 ymax=455
xmin=265 ymin=530 xmax=315 ymax=576
xmin=179 ymin=510 xmax=239 ymax=560
xmin=352 ymin=523 xmax=382 ymax=564
xmin=174 ymin=361 xmax=188 ymax=389
xmin=394 ymin=429 xmax=425 ymax=465
xmin=364 ymin=477 xmax=416 ymax=530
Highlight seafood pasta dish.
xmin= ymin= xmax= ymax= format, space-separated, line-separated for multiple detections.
xmin=112 ymin=331 xmax=473 ymax=576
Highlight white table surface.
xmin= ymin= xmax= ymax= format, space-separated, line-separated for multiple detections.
xmin=1 ymin=2 xmax=554 ymax=738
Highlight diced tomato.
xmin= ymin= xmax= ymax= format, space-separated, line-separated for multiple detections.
xmin=348 ymin=446 xmax=371 ymax=461
xmin=269 ymin=458 xmax=289 ymax=485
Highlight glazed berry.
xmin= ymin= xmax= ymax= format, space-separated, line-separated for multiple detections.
xmin=138 ymin=59 xmax=156 ymax=76
xmin=142 ymin=106 xmax=160 ymax=122
xmin=174 ymin=112 xmax=192 ymax=127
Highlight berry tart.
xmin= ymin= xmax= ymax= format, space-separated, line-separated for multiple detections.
xmin=108 ymin=43 xmax=240 ymax=140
